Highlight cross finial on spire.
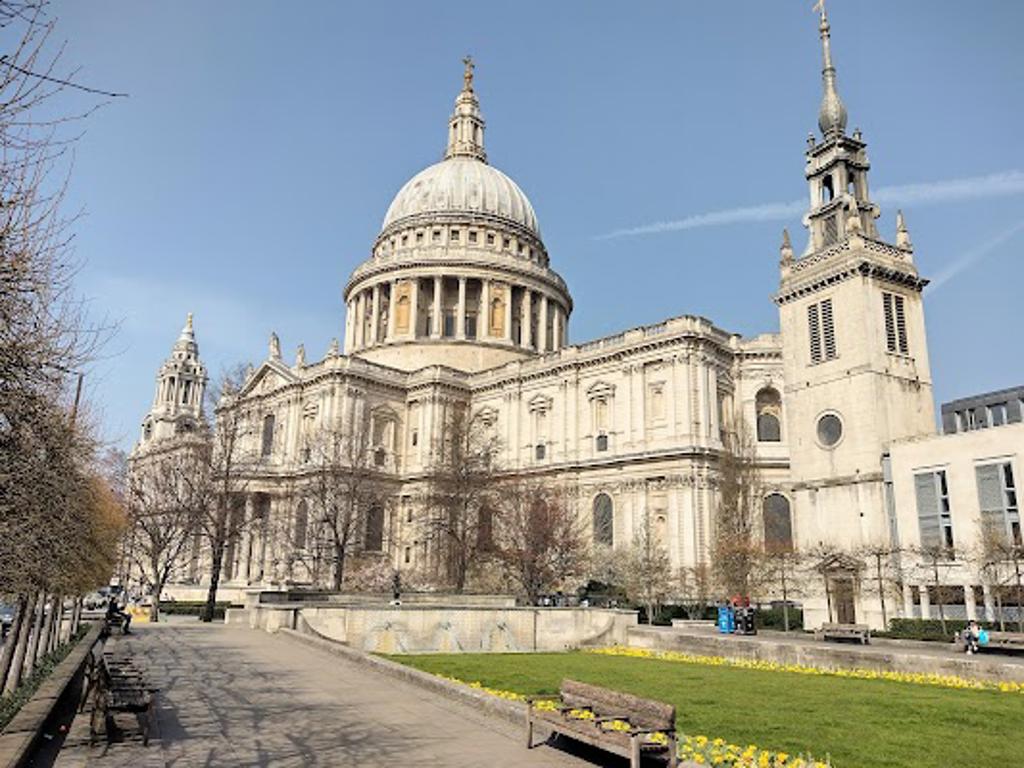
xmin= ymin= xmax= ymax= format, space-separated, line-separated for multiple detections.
xmin=445 ymin=55 xmax=487 ymax=162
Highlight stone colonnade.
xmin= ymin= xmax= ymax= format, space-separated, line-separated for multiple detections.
xmin=345 ymin=275 xmax=568 ymax=354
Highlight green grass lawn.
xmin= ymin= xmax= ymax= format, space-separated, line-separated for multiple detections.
xmin=389 ymin=651 xmax=1023 ymax=768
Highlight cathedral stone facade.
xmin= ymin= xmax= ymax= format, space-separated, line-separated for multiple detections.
xmin=130 ymin=10 xmax=1020 ymax=629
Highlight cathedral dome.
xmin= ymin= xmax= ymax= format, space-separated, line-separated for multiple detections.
xmin=381 ymin=156 xmax=539 ymax=238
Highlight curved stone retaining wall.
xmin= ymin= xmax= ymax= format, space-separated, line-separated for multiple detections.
xmin=236 ymin=602 xmax=637 ymax=654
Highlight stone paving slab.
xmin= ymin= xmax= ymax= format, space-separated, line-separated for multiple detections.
xmin=55 ymin=623 xmax=606 ymax=767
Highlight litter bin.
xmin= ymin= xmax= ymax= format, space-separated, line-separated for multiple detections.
xmin=717 ymin=605 xmax=736 ymax=634
xmin=735 ymin=606 xmax=757 ymax=635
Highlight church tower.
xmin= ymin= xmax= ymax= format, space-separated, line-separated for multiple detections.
xmin=138 ymin=313 xmax=208 ymax=446
xmin=775 ymin=6 xmax=935 ymax=561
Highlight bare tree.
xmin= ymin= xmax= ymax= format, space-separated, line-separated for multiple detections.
xmin=755 ymin=546 xmax=805 ymax=632
xmin=492 ymin=481 xmax=588 ymax=605
xmin=711 ymin=423 xmax=763 ymax=599
xmin=422 ymin=405 xmax=501 ymax=592
xmin=913 ymin=543 xmax=957 ymax=637
xmin=855 ymin=540 xmax=903 ymax=631
xmin=0 ymin=1 xmax=123 ymax=696
xmin=976 ymin=518 xmax=1024 ymax=632
xmin=186 ymin=367 xmax=256 ymax=622
xmin=126 ymin=450 xmax=201 ymax=621
xmin=302 ymin=407 xmax=382 ymax=590
xmin=622 ymin=512 xmax=674 ymax=624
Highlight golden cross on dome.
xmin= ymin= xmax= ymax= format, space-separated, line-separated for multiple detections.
xmin=462 ymin=55 xmax=474 ymax=91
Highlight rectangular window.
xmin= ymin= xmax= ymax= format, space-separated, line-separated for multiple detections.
xmin=807 ymin=299 xmax=837 ymax=364
xmin=914 ymin=469 xmax=954 ymax=552
xmin=442 ymin=310 xmax=456 ymax=338
xmin=977 ymin=462 xmax=1021 ymax=546
xmin=989 ymin=402 xmax=1008 ymax=427
xmin=465 ymin=313 xmax=477 ymax=339
xmin=468 ymin=230 xmax=478 ymax=243
xmin=647 ymin=384 xmax=665 ymax=422
xmin=450 ymin=229 xmax=460 ymax=241
xmin=594 ymin=398 xmax=609 ymax=433
xmin=883 ymin=292 xmax=909 ymax=354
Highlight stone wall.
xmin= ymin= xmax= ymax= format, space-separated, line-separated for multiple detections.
xmin=237 ymin=602 xmax=637 ymax=654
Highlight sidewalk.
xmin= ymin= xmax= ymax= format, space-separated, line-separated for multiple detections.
xmin=55 ymin=622 xmax=602 ymax=767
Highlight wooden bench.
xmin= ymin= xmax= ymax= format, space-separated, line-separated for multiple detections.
xmin=526 ymin=679 xmax=677 ymax=768
xmin=814 ymin=623 xmax=870 ymax=644
xmin=954 ymin=630 xmax=1024 ymax=653
xmin=88 ymin=653 xmax=158 ymax=746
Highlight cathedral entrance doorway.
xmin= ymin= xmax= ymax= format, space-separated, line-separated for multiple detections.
xmin=830 ymin=577 xmax=856 ymax=624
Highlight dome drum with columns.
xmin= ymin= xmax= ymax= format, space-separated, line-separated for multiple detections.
xmin=343 ymin=57 xmax=572 ymax=372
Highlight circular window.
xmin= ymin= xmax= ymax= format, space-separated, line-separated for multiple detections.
xmin=816 ymin=413 xmax=843 ymax=447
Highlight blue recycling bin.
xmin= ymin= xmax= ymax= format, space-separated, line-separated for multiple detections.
xmin=717 ymin=605 xmax=736 ymax=634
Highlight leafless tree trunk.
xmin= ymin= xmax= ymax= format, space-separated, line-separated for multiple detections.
xmin=492 ymin=481 xmax=587 ymax=605
xmin=712 ymin=422 xmax=763 ymax=599
xmin=623 ymin=512 xmax=674 ymax=624
xmin=422 ymin=405 xmax=501 ymax=592
xmin=302 ymin=406 xmax=381 ymax=591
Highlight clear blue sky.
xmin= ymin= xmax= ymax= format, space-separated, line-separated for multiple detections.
xmin=27 ymin=1 xmax=1024 ymax=448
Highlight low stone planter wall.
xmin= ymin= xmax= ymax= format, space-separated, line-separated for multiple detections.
xmin=0 ymin=622 xmax=103 ymax=768
xmin=239 ymin=602 xmax=638 ymax=654
xmin=628 ymin=625 xmax=1024 ymax=684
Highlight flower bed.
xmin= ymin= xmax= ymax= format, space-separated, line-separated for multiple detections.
xmin=436 ymin=672 xmax=831 ymax=767
xmin=584 ymin=645 xmax=1024 ymax=694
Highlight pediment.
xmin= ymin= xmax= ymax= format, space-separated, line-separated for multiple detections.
xmin=527 ymin=393 xmax=553 ymax=413
xmin=586 ymin=380 xmax=616 ymax=400
xmin=238 ymin=360 xmax=299 ymax=398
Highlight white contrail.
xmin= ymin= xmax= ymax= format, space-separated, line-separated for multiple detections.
xmin=928 ymin=219 xmax=1024 ymax=292
xmin=595 ymin=170 xmax=1024 ymax=240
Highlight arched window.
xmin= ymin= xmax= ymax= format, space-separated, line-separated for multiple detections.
xmin=763 ymin=494 xmax=793 ymax=552
xmin=293 ymin=500 xmax=309 ymax=549
xmin=755 ymin=387 xmax=782 ymax=443
xmin=261 ymin=414 xmax=275 ymax=457
xmin=822 ymin=174 xmax=835 ymax=202
xmin=364 ymin=505 xmax=384 ymax=552
xmin=396 ymin=295 xmax=410 ymax=333
xmin=593 ymin=493 xmax=613 ymax=547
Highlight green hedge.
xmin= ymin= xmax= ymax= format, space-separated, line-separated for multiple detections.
xmin=0 ymin=625 xmax=88 ymax=732
xmin=157 ymin=600 xmax=232 ymax=620
xmin=756 ymin=606 xmax=804 ymax=631
xmin=877 ymin=618 xmax=997 ymax=642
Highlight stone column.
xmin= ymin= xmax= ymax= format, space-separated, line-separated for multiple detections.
xmin=370 ymin=284 xmax=381 ymax=345
xmin=521 ymin=290 xmax=533 ymax=349
xmin=480 ymin=279 xmax=491 ymax=339
xmin=431 ymin=276 xmax=442 ymax=338
xmin=355 ymin=292 xmax=365 ymax=348
xmin=918 ymin=584 xmax=931 ymax=620
xmin=240 ymin=495 xmax=254 ymax=583
xmin=538 ymin=295 xmax=549 ymax=353
xmin=902 ymin=581 xmax=915 ymax=618
xmin=456 ymin=277 xmax=467 ymax=339
xmin=982 ymin=582 xmax=996 ymax=622
xmin=552 ymin=304 xmax=562 ymax=351
xmin=503 ymin=284 xmax=513 ymax=342
xmin=386 ymin=280 xmax=397 ymax=341
xmin=409 ymin=278 xmax=419 ymax=339
xmin=964 ymin=583 xmax=978 ymax=621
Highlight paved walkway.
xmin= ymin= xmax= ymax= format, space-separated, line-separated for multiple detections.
xmin=55 ymin=623 xmax=600 ymax=768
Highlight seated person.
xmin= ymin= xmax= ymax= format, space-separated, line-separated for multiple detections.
xmin=106 ymin=597 xmax=132 ymax=634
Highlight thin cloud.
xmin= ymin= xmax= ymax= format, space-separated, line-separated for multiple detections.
xmin=929 ymin=219 xmax=1024 ymax=292
xmin=595 ymin=170 xmax=1024 ymax=240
